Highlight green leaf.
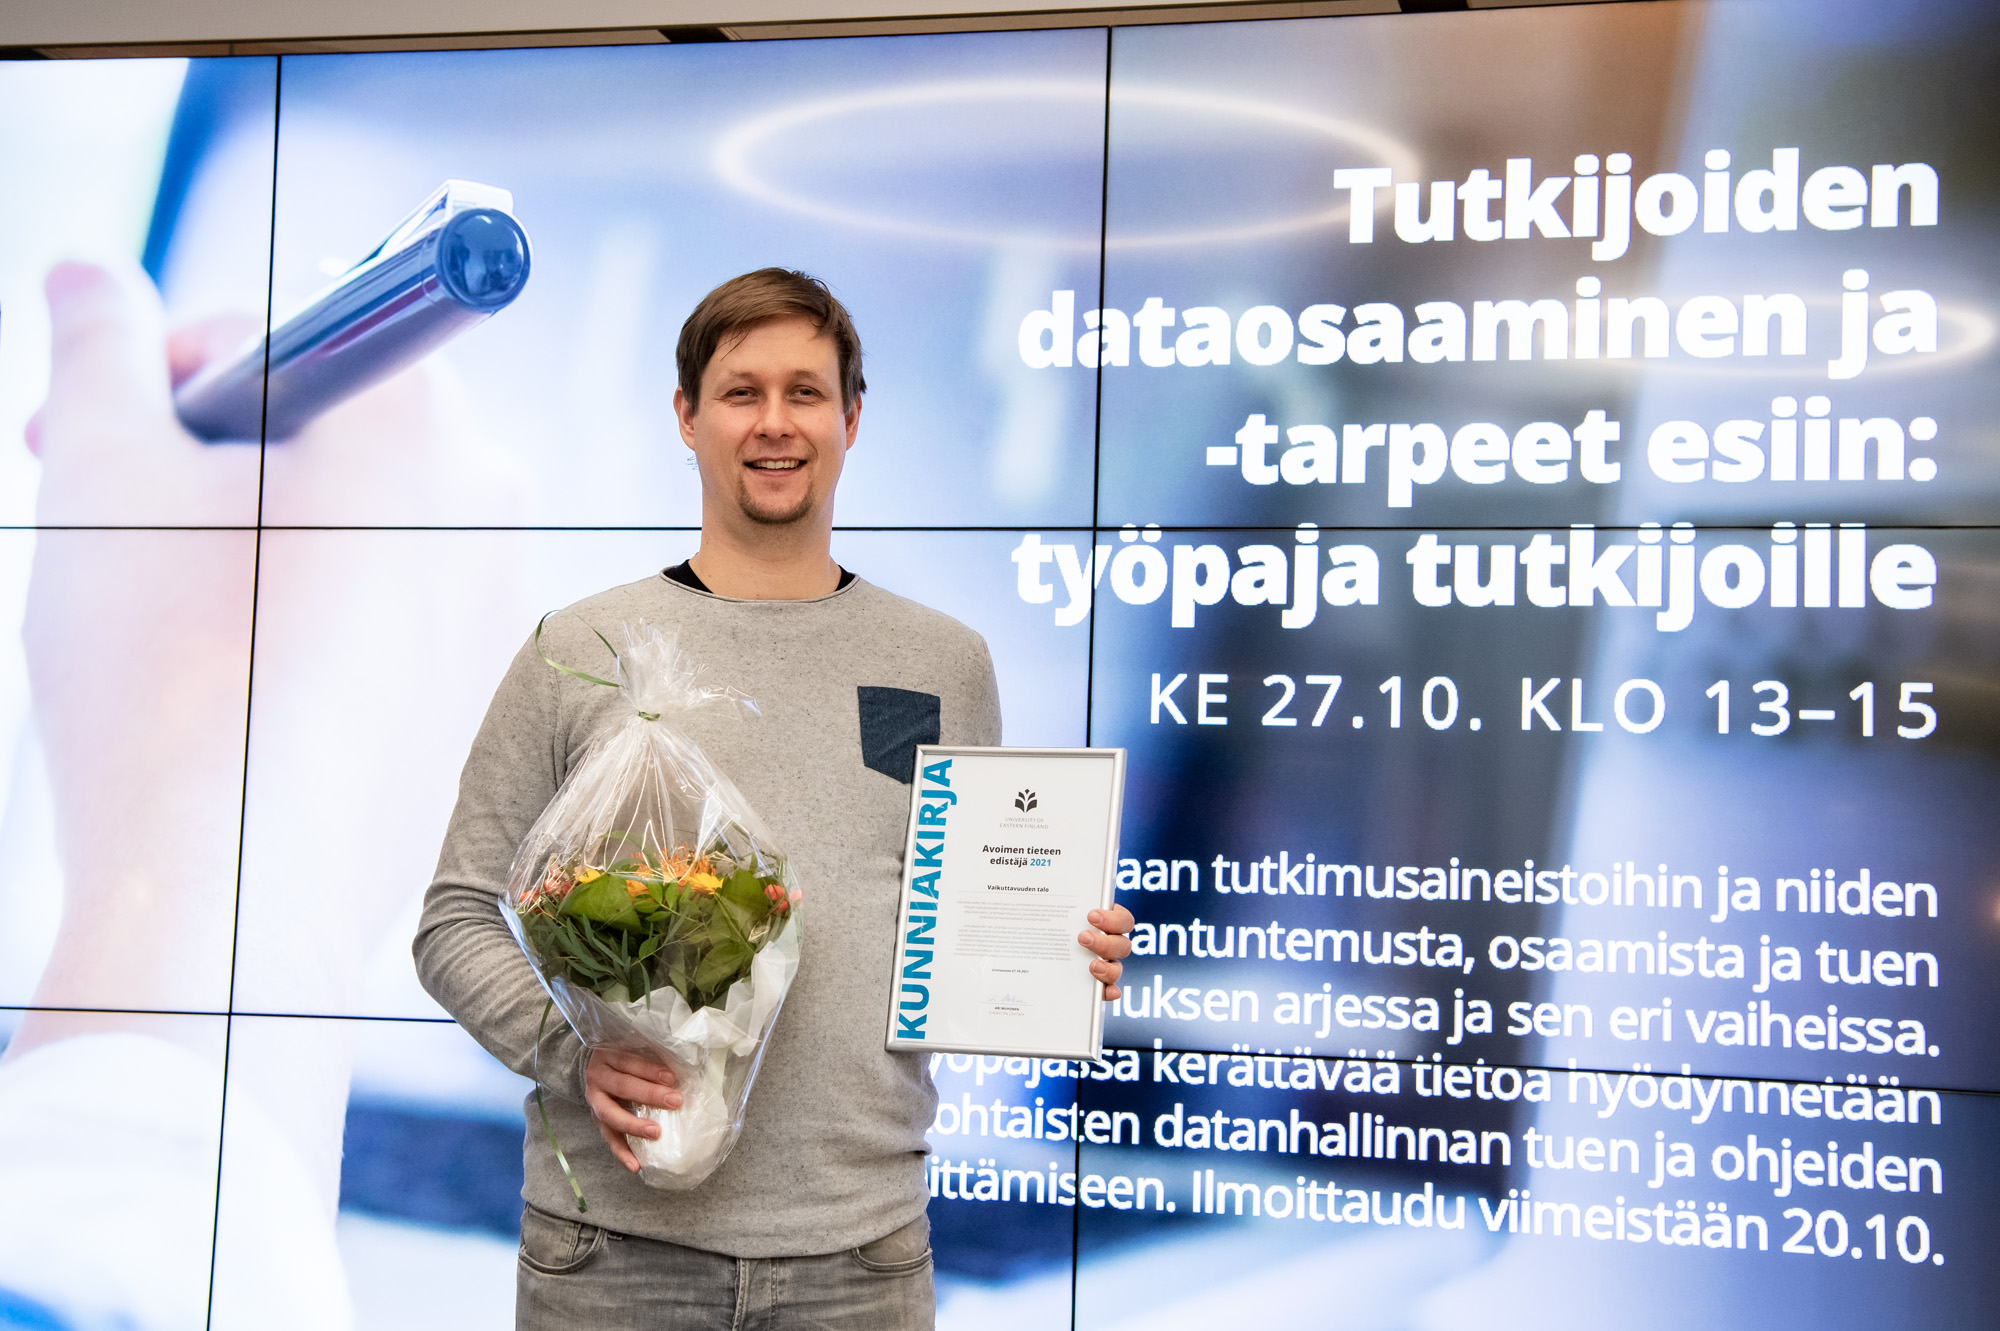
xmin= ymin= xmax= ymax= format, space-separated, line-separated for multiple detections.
xmin=714 ymin=896 xmax=756 ymax=945
xmin=561 ymin=875 xmax=642 ymax=931
xmin=718 ymin=869 xmax=767 ymax=913
xmin=694 ymin=938 xmax=754 ymax=993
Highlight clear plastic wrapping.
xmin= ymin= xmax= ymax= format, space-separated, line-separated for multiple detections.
xmin=499 ymin=620 xmax=800 ymax=1190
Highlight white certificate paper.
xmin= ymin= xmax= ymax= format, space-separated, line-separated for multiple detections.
xmin=884 ymin=746 xmax=1126 ymax=1060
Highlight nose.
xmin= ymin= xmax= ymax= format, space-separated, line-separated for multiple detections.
xmin=753 ymin=391 xmax=794 ymax=438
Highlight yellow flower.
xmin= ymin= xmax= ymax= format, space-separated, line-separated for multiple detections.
xmin=686 ymin=871 xmax=722 ymax=895
xmin=575 ymin=867 xmax=603 ymax=883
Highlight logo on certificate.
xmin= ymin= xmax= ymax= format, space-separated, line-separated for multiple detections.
xmin=1013 ymin=788 xmax=1039 ymax=812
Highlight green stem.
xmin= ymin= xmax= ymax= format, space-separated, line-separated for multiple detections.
xmin=535 ymin=999 xmax=589 ymax=1213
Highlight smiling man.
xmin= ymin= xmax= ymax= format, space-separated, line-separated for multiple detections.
xmin=415 ymin=269 xmax=1133 ymax=1330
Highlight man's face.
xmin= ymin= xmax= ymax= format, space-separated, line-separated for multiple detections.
xmin=675 ymin=315 xmax=858 ymax=531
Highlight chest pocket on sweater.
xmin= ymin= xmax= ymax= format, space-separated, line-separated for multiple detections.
xmin=857 ymin=686 xmax=941 ymax=783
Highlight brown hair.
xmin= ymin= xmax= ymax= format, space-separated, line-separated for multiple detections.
xmin=676 ymin=268 xmax=865 ymax=411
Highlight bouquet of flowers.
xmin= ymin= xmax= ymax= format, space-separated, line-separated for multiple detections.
xmin=500 ymin=619 xmax=801 ymax=1192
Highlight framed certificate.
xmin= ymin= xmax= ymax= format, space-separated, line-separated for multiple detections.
xmin=884 ymin=745 xmax=1127 ymax=1060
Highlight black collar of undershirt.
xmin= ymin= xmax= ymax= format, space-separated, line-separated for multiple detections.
xmin=663 ymin=560 xmax=855 ymax=594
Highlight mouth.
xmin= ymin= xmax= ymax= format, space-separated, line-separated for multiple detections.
xmin=747 ymin=459 xmax=804 ymax=471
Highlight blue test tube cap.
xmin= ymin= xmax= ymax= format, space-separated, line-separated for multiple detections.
xmin=438 ymin=208 xmax=531 ymax=309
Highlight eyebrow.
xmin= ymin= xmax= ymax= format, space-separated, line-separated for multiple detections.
xmin=714 ymin=372 xmax=834 ymax=392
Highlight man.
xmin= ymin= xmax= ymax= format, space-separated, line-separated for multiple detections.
xmin=414 ymin=268 xmax=1134 ymax=1329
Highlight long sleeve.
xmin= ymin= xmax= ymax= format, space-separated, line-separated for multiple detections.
xmin=411 ymin=574 xmax=1005 ymax=1254
xmin=412 ymin=631 xmax=590 ymax=1101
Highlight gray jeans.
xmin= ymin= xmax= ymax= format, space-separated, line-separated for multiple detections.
xmin=515 ymin=1205 xmax=935 ymax=1331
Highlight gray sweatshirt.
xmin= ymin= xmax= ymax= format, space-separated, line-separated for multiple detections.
xmin=414 ymin=572 xmax=1000 ymax=1256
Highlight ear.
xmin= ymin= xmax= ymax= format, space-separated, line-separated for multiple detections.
xmin=673 ymin=386 xmax=698 ymax=447
xmin=842 ymin=394 xmax=862 ymax=452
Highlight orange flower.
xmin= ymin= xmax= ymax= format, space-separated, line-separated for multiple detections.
xmin=660 ymin=844 xmax=697 ymax=880
xmin=523 ymin=863 xmax=577 ymax=910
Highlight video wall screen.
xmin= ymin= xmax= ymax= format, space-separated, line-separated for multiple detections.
xmin=0 ymin=0 xmax=1995 ymax=1326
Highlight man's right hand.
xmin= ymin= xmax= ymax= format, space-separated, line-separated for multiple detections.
xmin=584 ymin=1049 xmax=683 ymax=1173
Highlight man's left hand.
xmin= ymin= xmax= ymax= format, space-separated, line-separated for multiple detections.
xmin=1079 ymin=906 xmax=1136 ymax=1002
